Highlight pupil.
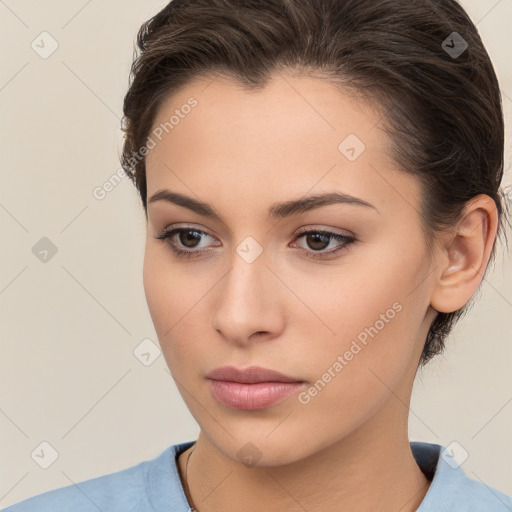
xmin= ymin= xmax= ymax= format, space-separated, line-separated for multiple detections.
xmin=308 ymin=233 xmax=329 ymax=251
xmin=181 ymin=230 xmax=201 ymax=248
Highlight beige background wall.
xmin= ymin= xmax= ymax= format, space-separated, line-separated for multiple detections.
xmin=0 ymin=0 xmax=511 ymax=507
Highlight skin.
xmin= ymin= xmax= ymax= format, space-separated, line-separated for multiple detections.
xmin=143 ymin=71 xmax=498 ymax=512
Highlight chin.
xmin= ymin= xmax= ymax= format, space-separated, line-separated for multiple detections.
xmin=204 ymin=428 xmax=324 ymax=468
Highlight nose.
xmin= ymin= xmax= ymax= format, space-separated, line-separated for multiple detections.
xmin=211 ymin=246 xmax=285 ymax=347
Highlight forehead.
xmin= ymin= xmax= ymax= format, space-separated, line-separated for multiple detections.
xmin=145 ymin=72 xmax=421 ymax=220
xmin=148 ymin=72 xmax=385 ymax=152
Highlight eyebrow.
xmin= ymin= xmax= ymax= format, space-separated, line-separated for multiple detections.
xmin=148 ymin=189 xmax=379 ymax=220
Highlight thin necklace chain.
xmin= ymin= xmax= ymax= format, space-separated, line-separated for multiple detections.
xmin=185 ymin=446 xmax=198 ymax=512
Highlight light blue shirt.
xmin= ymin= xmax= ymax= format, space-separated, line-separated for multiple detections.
xmin=3 ymin=441 xmax=511 ymax=511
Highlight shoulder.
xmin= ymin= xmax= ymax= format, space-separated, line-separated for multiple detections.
xmin=412 ymin=441 xmax=512 ymax=512
xmin=1 ymin=444 xmax=187 ymax=512
xmin=454 ymin=475 xmax=512 ymax=510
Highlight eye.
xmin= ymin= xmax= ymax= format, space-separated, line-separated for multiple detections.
xmin=292 ymin=229 xmax=356 ymax=260
xmin=154 ymin=226 xmax=356 ymax=260
xmin=155 ymin=226 xmax=219 ymax=259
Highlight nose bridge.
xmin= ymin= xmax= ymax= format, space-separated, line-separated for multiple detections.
xmin=212 ymin=240 xmax=280 ymax=341
xmin=220 ymin=243 xmax=268 ymax=314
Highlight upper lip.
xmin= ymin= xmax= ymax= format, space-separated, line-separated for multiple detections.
xmin=207 ymin=366 xmax=302 ymax=384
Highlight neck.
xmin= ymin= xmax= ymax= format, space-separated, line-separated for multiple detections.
xmin=178 ymin=398 xmax=431 ymax=512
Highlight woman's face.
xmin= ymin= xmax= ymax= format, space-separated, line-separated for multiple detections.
xmin=143 ymin=73 xmax=439 ymax=465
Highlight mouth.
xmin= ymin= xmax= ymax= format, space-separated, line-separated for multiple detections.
xmin=206 ymin=366 xmax=306 ymax=410
xmin=206 ymin=365 xmax=304 ymax=384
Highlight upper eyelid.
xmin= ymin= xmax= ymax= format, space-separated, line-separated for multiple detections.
xmin=161 ymin=225 xmax=355 ymax=247
xmin=162 ymin=223 xmax=354 ymax=238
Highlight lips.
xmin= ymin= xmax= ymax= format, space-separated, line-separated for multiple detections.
xmin=206 ymin=366 xmax=306 ymax=410
xmin=206 ymin=365 xmax=302 ymax=384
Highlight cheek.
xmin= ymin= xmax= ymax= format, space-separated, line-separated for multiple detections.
xmin=143 ymin=247 xmax=172 ymax=330
xmin=142 ymin=245 xmax=212 ymax=368
xmin=143 ymin=244 xmax=195 ymax=327
xmin=299 ymin=241 xmax=427 ymax=386
xmin=143 ymin=247 xmax=185 ymax=354
xmin=290 ymin=274 xmax=420 ymax=444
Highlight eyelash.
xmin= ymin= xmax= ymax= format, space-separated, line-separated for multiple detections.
xmin=155 ymin=225 xmax=356 ymax=261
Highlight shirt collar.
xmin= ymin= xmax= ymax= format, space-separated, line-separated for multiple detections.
xmin=411 ymin=441 xmax=511 ymax=511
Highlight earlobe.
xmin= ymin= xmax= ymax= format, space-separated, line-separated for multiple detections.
xmin=429 ymin=195 xmax=498 ymax=314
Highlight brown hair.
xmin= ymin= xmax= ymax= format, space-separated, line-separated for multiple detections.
xmin=121 ymin=0 xmax=510 ymax=366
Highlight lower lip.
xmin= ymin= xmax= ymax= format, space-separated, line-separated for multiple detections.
xmin=209 ymin=380 xmax=305 ymax=410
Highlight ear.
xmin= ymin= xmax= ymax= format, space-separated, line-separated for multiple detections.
xmin=430 ymin=194 xmax=499 ymax=314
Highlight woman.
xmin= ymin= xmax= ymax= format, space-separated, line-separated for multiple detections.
xmin=4 ymin=0 xmax=511 ymax=510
